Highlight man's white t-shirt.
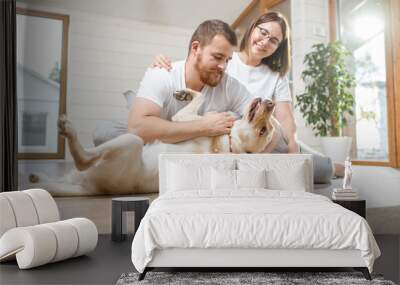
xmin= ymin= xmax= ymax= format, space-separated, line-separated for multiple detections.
xmin=135 ymin=61 xmax=253 ymax=120
xmin=226 ymin=52 xmax=291 ymax=102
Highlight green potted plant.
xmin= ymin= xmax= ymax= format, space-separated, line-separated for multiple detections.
xmin=296 ymin=41 xmax=356 ymax=163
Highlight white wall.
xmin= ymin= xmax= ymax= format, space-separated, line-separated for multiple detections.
xmin=17 ymin=2 xmax=193 ymax=161
xmin=65 ymin=11 xmax=192 ymax=157
xmin=290 ymin=0 xmax=330 ymax=152
xmin=17 ymin=0 xmax=252 ymax=30
xmin=352 ymin=166 xmax=400 ymax=208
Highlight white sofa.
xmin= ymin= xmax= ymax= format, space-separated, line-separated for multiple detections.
xmin=0 ymin=189 xmax=98 ymax=269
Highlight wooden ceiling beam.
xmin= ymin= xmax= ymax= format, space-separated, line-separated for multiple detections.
xmin=231 ymin=0 xmax=286 ymax=30
xmin=259 ymin=0 xmax=283 ymax=13
xmin=231 ymin=0 xmax=259 ymax=30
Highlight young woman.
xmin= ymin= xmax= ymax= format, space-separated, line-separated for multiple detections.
xmin=153 ymin=12 xmax=343 ymax=182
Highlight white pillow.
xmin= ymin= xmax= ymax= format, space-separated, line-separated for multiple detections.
xmin=266 ymin=163 xmax=306 ymax=191
xmin=238 ymin=158 xmax=308 ymax=191
xmin=236 ymin=169 xmax=267 ymax=189
xmin=211 ymin=168 xmax=267 ymax=190
xmin=211 ymin=168 xmax=236 ymax=190
xmin=167 ymin=163 xmax=210 ymax=191
xmin=166 ymin=159 xmax=235 ymax=192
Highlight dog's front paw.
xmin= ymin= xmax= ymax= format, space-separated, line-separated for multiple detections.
xmin=58 ymin=115 xmax=76 ymax=138
xmin=173 ymin=90 xmax=193 ymax=101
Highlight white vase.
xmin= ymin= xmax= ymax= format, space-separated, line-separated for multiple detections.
xmin=320 ymin=136 xmax=352 ymax=164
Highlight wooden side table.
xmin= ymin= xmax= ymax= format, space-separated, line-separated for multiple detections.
xmin=333 ymin=199 xmax=366 ymax=218
xmin=112 ymin=197 xmax=149 ymax=242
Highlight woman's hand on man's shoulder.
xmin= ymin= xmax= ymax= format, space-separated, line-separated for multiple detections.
xmin=151 ymin=54 xmax=172 ymax=71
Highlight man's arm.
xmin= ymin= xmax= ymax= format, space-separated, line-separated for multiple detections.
xmin=128 ymin=97 xmax=234 ymax=144
xmin=274 ymin=102 xmax=299 ymax=153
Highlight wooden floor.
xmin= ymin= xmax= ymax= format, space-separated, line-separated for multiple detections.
xmin=0 ymin=235 xmax=398 ymax=285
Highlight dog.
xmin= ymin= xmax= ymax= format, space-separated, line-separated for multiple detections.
xmin=46 ymin=89 xmax=278 ymax=196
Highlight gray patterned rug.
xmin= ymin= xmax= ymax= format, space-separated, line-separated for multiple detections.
xmin=116 ymin=271 xmax=396 ymax=285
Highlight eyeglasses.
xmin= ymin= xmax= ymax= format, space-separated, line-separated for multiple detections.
xmin=256 ymin=26 xmax=281 ymax=48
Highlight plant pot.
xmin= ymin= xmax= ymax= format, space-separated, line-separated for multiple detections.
xmin=320 ymin=136 xmax=352 ymax=164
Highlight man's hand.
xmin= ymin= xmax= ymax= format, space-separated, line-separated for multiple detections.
xmin=200 ymin=112 xmax=235 ymax=136
xmin=151 ymin=54 xmax=172 ymax=71
xmin=129 ymin=98 xmax=236 ymax=144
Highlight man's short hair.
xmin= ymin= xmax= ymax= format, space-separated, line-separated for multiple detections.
xmin=188 ymin=20 xmax=237 ymax=54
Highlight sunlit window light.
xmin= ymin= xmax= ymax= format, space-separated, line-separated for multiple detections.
xmin=353 ymin=16 xmax=384 ymax=40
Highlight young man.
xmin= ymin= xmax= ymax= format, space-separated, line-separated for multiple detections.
xmin=128 ymin=20 xmax=253 ymax=144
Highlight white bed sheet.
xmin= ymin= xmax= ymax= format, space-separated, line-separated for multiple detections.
xmin=131 ymin=190 xmax=380 ymax=273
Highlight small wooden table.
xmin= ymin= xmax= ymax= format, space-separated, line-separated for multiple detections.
xmin=332 ymin=199 xmax=366 ymax=218
xmin=112 ymin=197 xmax=149 ymax=242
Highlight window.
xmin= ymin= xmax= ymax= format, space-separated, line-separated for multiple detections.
xmin=16 ymin=7 xmax=69 ymax=159
xmin=22 ymin=113 xmax=47 ymax=146
xmin=331 ymin=0 xmax=400 ymax=167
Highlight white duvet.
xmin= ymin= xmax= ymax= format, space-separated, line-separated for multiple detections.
xmin=131 ymin=190 xmax=380 ymax=273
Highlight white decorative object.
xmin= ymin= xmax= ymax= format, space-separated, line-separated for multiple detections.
xmin=321 ymin=136 xmax=352 ymax=164
xmin=332 ymin=188 xmax=359 ymax=200
xmin=342 ymin=157 xmax=353 ymax=190
xmin=332 ymin=158 xmax=358 ymax=200
xmin=0 ymin=189 xmax=98 ymax=269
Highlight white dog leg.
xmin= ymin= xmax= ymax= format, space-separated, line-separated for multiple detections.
xmin=58 ymin=115 xmax=101 ymax=171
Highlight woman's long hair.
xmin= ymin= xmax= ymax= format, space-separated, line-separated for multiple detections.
xmin=239 ymin=12 xmax=291 ymax=76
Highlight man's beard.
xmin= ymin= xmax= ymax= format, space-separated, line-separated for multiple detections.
xmin=195 ymin=55 xmax=224 ymax=87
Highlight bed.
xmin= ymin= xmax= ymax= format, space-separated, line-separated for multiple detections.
xmin=131 ymin=154 xmax=380 ymax=280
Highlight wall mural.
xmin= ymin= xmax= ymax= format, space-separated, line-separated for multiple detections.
xmin=16 ymin=2 xmax=399 ymax=238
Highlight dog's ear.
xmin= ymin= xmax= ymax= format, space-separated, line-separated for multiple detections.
xmin=173 ymin=89 xmax=196 ymax=101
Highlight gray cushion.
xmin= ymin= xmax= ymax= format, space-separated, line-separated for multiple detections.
xmin=93 ymin=120 xmax=128 ymax=146
xmin=123 ymin=90 xmax=136 ymax=110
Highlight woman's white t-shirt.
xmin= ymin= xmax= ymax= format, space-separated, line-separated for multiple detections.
xmin=226 ymin=52 xmax=291 ymax=102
